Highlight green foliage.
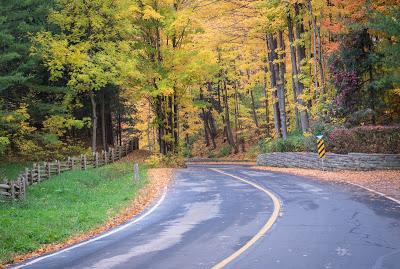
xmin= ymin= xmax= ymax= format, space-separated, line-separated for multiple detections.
xmin=0 ymin=161 xmax=32 ymax=181
xmin=34 ymin=0 xmax=139 ymax=93
xmin=145 ymin=153 xmax=186 ymax=168
xmin=258 ymin=132 xmax=316 ymax=153
xmin=218 ymin=144 xmax=232 ymax=157
xmin=0 ymin=137 xmax=10 ymax=156
xmin=0 ymin=161 xmax=148 ymax=264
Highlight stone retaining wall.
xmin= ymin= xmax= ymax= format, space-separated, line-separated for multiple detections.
xmin=256 ymin=152 xmax=400 ymax=171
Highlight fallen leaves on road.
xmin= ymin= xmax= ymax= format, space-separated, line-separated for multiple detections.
xmin=5 ymin=167 xmax=174 ymax=268
xmin=252 ymin=166 xmax=400 ymax=201
xmin=188 ymin=161 xmax=256 ymax=165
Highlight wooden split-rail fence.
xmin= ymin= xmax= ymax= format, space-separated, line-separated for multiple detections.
xmin=0 ymin=139 xmax=139 ymax=200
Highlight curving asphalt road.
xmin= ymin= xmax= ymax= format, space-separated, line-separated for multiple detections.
xmin=12 ymin=164 xmax=400 ymax=269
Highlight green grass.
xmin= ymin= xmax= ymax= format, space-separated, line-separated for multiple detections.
xmin=0 ymin=161 xmax=148 ymax=264
xmin=0 ymin=162 xmax=32 ymax=181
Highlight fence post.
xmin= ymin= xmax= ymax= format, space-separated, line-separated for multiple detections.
xmin=83 ymin=155 xmax=87 ymax=170
xmin=92 ymin=153 xmax=96 ymax=168
xmin=37 ymin=163 xmax=41 ymax=182
xmin=25 ymin=168 xmax=30 ymax=186
xmin=10 ymin=182 xmax=15 ymax=200
xmin=19 ymin=174 xmax=25 ymax=200
xmin=46 ymin=162 xmax=51 ymax=178
xmin=118 ymin=146 xmax=122 ymax=160
xmin=22 ymin=174 xmax=27 ymax=200
xmin=56 ymin=160 xmax=61 ymax=175
xmin=133 ymin=163 xmax=139 ymax=184
xmin=111 ymin=148 xmax=115 ymax=162
xmin=104 ymin=151 xmax=108 ymax=165
xmin=95 ymin=152 xmax=99 ymax=167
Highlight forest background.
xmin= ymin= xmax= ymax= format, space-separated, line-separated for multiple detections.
xmin=1 ymin=0 xmax=399 ymax=167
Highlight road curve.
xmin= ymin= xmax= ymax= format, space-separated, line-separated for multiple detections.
xmin=11 ymin=164 xmax=400 ymax=269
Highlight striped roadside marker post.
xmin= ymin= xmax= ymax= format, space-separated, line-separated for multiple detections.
xmin=316 ymin=135 xmax=326 ymax=170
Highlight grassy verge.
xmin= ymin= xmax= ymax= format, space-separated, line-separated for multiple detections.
xmin=0 ymin=162 xmax=32 ymax=181
xmin=0 ymin=161 xmax=147 ymax=264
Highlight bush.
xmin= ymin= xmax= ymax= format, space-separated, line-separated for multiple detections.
xmin=218 ymin=145 xmax=232 ymax=157
xmin=145 ymin=154 xmax=186 ymax=168
xmin=327 ymin=125 xmax=400 ymax=154
xmin=259 ymin=133 xmax=310 ymax=153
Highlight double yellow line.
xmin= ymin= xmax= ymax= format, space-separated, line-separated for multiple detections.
xmin=210 ymin=168 xmax=281 ymax=269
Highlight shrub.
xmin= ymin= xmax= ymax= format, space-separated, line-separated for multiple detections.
xmin=327 ymin=125 xmax=400 ymax=154
xmin=218 ymin=145 xmax=232 ymax=157
xmin=259 ymin=133 xmax=308 ymax=153
xmin=145 ymin=154 xmax=186 ymax=168
xmin=145 ymin=155 xmax=162 ymax=168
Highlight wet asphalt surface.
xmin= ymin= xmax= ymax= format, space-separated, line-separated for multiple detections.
xmin=12 ymin=164 xmax=400 ymax=269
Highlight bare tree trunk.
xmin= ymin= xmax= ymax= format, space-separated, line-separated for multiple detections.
xmin=199 ymin=88 xmax=210 ymax=147
xmin=202 ymin=108 xmax=210 ymax=147
xmin=223 ymin=80 xmax=238 ymax=153
xmin=156 ymin=96 xmax=166 ymax=155
xmin=294 ymin=3 xmax=310 ymax=132
xmin=250 ymin=89 xmax=259 ymax=128
xmin=117 ymin=111 xmax=122 ymax=146
xmin=307 ymin=0 xmax=325 ymax=95
xmin=173 ymin=93 xmax=179 ymax=151
xmin=234 ymin=81 xmax=239 ymax=141
xmin=90 ymin=93 xmax=97 ymax=153
xmin=266 ymin=34 xmax=281 ymax=138
xmin=101 ymin=90 xmax=107 ymax=151
xmin=288 ymin=13 xmax=301 ymax=130
xmin=277 ymin=31 xmax=288 ymax=139
xmin=206 ymin=110 xmax=217 ymax=149
xmin=263 ymin=67 xmax=270 ymax=134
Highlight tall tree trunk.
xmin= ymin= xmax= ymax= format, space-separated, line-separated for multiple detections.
xmin=234 ymin=81 xmax=239 ymax=141
xmin=206 ymin=110 xmax=217 ymax=149
xmin=266 ymin=34 xmax=281 ymax=138
xmin=117 ymin=111 xmax=122 ymax=146
xmin=101 ymin=90 xmax=107 ymax=151
xmin=288 ymin=13 xmax=301 ymax=130
xmin=294 ymin=3 xmax=310 ymax=132
xmin=168 ymin=95 xmax=173 ymax=152
xmin=277 ymin=31 xmax=288 ymax=139
xmin=156 ymin=96 xmax=166 ymax=155
xmin=107 ymin=108 xmax=114 ymax=146
xmin=250 ymin=89 xmax=259 ymax=128
xmin=200 ymin=88 xmax=210 ymax=147
xmin=263 ymin=67 xmax=270 ymax=134
xmin=173 ymin=93 xmax=179 ymax=151
xmin=202 ymin=108 xmax=210 ymax=147
xmin=223 ymin=80 xmax=238 ymax=153
xmin=90 ymin=93 xmax=97 ymax=153
xmin=307 ymin=0 xmax=325 ymax=95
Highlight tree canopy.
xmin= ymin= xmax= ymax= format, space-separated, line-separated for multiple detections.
xmin=0 ymin=0 xmax=399 ymax=160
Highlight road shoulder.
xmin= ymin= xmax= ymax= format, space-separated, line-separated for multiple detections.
xmin=6 ymin=168 xmax=175 ymax=268
xmin=252 ymin=166 xmax=400 ymax=202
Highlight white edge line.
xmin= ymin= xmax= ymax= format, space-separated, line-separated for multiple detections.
xmin=254 ymin=167 xmax=400 ymax=205
xmin=346 ymin=182 xmax=400 ymax=205
xmin=12 ymin=187 xmax=168 ymax=269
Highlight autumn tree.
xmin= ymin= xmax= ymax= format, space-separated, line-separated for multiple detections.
xmin=35 ymin=0 xmax=139 ymax=152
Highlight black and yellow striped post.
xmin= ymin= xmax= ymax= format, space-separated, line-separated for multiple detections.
xmin=317 ymin=137 xmax=326 ymax=158
xmin=316 ymin=135 xmax=326 ymax=170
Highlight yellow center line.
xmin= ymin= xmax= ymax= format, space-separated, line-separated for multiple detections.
xmin=210 ymin=168 xmax=282 ymax=269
